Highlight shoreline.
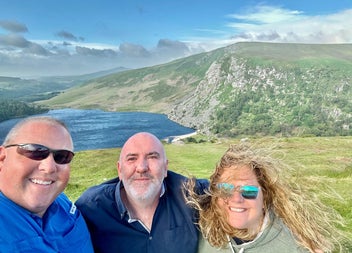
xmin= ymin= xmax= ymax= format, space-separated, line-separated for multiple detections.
xmin=163 ymin=131 xmax=197 ymax=143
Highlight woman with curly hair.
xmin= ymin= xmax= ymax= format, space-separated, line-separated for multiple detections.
xmin=184 ymin=143 xmax=348 ymax=253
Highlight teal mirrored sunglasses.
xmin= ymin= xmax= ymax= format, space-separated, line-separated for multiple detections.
xmin=216 ymin=183 xmax=260 ymax=199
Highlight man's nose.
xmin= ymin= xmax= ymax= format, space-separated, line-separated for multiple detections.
xmin=136 ymin=159 xmax=148 ymax=173
xmin=38 ymin=153 xmax=58 ymax=173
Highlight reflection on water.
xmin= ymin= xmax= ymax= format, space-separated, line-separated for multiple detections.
xmin=0 ymin=109 xmax=195 ymax=151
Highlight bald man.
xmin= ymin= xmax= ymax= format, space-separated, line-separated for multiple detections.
xmin=76 ymin=132 xmax=208 ymax=253
xmin=0 ymin=116 xmax=93 ymax=252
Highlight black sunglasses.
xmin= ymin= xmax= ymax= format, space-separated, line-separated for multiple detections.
xmin=5 ymin=143 xmax=74 ymax=165
xmin=216 ymin=183 xmax=260 ymax=199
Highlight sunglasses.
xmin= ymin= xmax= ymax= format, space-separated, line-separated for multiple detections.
xmin=5 ymin=143 xmax=74 ymax=165
xmin=216 ymin=183 xmax=260 ymax=199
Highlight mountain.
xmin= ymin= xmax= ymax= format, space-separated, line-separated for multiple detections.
xmin=39 ymin=42 xmax=352 ymax=137
xmin=0 ymin=67 xmax=128 ymax=102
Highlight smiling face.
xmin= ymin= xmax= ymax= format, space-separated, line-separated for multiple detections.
xmin=0 ymin=120 xmax=73 ymax=217
xmin=117 ymin=132 xmax=168 ymax=204
xmin=216 ymin=165 xmax=264 ymax=235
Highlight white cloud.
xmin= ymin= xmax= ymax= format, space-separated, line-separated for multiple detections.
xmin=224 ymin=6 xmax=352 ymax=44
xmin=0 ymin=6 xmax=351 ymax=77
xmin=228 ymin=5 xmax=304 ymax=24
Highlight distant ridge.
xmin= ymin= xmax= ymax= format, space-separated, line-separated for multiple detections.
xmin=38 ymin=42 xmax=352 ymax=137
xmin=0 ymin=67 xmax=129 ymax=102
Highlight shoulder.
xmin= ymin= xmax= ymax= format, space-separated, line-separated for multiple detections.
xmin=166 ymin=170 xmax=187 ymax=180
xmin=75 ymin=178 xmax=120 ymax=221
xmin=198 ymin=235 xmax=231 ymax=253
xmin=166 ymin=171 xmax=209 ymax=190
xmin=76 ymin=177 xmax=118 ymax=204
xmin=51 ymin=196 xmax=94 ymax=252
xmin=53 ymin=193 xmax=83 ymax=220
xmin=0 ymin=192 xmax=19 ymax=214
xmin=56 ymin=192 xmax=72 ymax=205
xmin=55 ymin=193 xmax=74 ymax=212
xmin=265 ymin=214 xmax=309 ymax=252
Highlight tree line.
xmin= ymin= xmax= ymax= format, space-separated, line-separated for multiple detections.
xmin=211 ymin=90 xmax=351 ymax=137
xmin=0 ymin=100 xmax=48 ymax=122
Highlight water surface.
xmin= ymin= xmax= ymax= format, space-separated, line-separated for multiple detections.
xmin=0 ymin=109 xmax=195 ymax=151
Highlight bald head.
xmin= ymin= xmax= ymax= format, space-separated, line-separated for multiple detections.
xmin=119 ymin=132 xmax=166 ymax=163
xmin=3 ymin=116 xmax=72 ymax=148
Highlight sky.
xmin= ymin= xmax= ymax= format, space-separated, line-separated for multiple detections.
xmin=1 ymin=0 xmax=352 ymax=77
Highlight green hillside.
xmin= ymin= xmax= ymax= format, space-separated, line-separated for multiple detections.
xmin=39 ymin=49 xmax=223 ymax=112
xmin=39 ymin=42 xmax=352 ymax=137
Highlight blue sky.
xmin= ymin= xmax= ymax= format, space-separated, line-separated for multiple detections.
xmin=1 ymin=0 xmax=351 ymax=77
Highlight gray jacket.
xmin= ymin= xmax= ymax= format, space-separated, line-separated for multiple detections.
xmin=198 ymin=212 xmax=309 ymax=253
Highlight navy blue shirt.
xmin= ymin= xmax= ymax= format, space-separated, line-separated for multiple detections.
xmin=0 ymin=192 xmax=94 ymax=253
xmin=76 ymin=171 xmax=208 ymax=253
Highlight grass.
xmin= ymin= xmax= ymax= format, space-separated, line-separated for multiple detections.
xmin=66 ymin=136 xmax=352 ymax=249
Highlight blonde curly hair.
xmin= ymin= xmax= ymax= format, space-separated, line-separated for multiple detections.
xmin=184 ymin=142 xmax=348 ymax=253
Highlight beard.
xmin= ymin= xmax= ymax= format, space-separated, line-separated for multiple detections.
xmin=124 ymin=174 xmax=164 ymax=203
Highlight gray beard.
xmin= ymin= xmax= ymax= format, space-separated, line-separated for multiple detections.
xmin=125 ymin=178 xmax=163 ymax=203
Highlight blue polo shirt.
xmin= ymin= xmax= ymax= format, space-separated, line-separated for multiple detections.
xmin=76 ymin=170 xmax=208 ymax=253
xmin=0 ymin=192 xmax=94 ymax=253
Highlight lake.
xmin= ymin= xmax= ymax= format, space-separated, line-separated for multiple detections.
xmin=0 ymin=109 xmax=195 ymax=151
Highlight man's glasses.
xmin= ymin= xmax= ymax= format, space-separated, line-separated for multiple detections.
xmin=5 ymin=143 xmax=74 ymax=165
xmin=216 ymin=182 xmax=260 ymax=199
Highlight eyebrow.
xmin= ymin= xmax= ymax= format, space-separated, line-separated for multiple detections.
xmin=146 ymin=151 xmax=160 ymax=158
xmin=125 ymin=153 xmax=137 ymax=158
xmin=125 ymin=151 xmax=160 ymax=158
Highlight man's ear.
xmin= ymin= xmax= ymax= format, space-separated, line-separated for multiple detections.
xmin=164 ymin=159 xmax=169 ymax=178
xmin=117 ymin=161 xmax=121 ymax=175
xmin=0 ymin=146 xmax=7 ymax=171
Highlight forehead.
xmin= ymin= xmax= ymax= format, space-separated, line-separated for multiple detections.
xmin=122 ymin=134 xmax=164 ymax=156
xmin=219 ymin=165 xmax=258 ymax=182
xmin=16 ymin=121 xmax=60 ymax=135
xmin=13 ymin=121 xmax=72 ymax=148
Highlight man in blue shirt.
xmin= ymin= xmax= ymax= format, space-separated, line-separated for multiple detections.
xmin=0 ymin=116 xmax=93 ymax=252
xmin=76 ymin=132 xmax=208 ymax=253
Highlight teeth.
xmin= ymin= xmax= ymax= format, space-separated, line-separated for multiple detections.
xmin=229 ymin=207 xmax=245 ymax=212
xmin=30 ymin=179 xmax=53 ymax=185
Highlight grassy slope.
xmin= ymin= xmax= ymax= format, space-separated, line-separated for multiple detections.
xmin=39 ymin=51 xmax=216 ymax=112
xmin=40 ymin=43 xmax=352 ymax=114
xmin=66 ymin=136 xmax=352 ymax=244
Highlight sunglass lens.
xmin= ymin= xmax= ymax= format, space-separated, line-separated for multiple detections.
xmin=53 ymin=150 xmax=74 ymax=164
xmin=16 ymin=144 xmax=74 ymax=164
xmin=241 ymin=185 xmax=259 ymax=199
xmin=217 ymin=183 xmax=235 ymax=197
xmin=217 ymin=183 xmax=259 ymax=199
xmin=18 ymin=144 xmax=50 ymax=160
